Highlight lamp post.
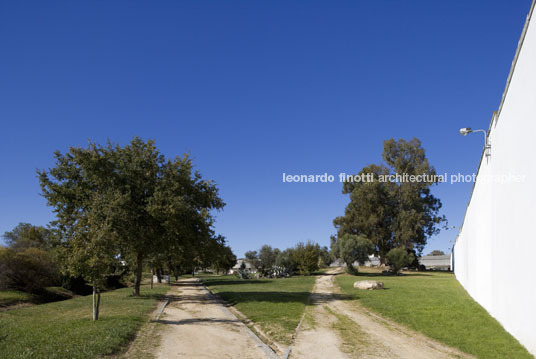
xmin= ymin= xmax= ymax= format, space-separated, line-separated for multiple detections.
xmin=459 ymin=127 xmax=491 ymax=158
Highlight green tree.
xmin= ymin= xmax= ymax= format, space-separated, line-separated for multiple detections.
xmin=428 ymin=250 xmax=445 ymax=256
xmin=275 ymin=248 xmax=296 ymax=274
xmin=386 ymin=247 xmax=415 ymax=274
xmin=334 ymin=138 xmax=445 ymax=263
xmin=38 ymin=137 xmax=224 ymax=301
xmin=258 ymin=245 xmax=278 ymax=274
xmin=319 ymin=246 xmax=331 ymax=267
xmin=2 ymin=223 xmax=52 ymax=251
xmin=336 ymin=234 xmax=374 ymax=274
xmin=291 ymin=241 xmax=320 ymax=275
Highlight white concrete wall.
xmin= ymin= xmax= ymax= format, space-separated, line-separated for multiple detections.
xmin=454 ymin=2 xmax=536 ymax=355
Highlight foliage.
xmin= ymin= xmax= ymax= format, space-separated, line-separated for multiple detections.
xmin=291 ymin=241 xmax=320 ymax=275
xmin=335 ymin=270 xmax=532 ymax=359
xmin=386 ymin=247 xmax=415 ymax=274
xmin=38 ymin=137 xmax=227 ymax=318
xmin=335 ymin=234 xmax=374 ymax=273
xmin=258 ymin=245 xmax=278 ymax=274
xmin=318 ymin=246 xmax=332 ymax=267
xmin=2 ymin=223 xmax=52 ymax=251
xmin=275 ymin=248 xmax=296 ymax=274
xmin=0 ymin=247 xmax=59 ymax=293
xmin=333 ymin=138 xmax=445 ymax=263
xmin=428 ymin=250 xmax=445 ymax=256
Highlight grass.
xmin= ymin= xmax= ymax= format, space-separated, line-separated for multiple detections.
xmin=336 ymin=269 xmax=533 ymax=359
xmin=0 ymin=290 xmax=33 ymax=307
xmin=0 ymin=284 xmax=170 ymax=359
xmin=203 ymin=275 xmax=316 ymax=344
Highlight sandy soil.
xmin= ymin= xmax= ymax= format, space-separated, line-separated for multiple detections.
xmin=153 ymin=278 xmax=271 ymax=359
xmin=290 ymin=269 xmax=473 ymax=359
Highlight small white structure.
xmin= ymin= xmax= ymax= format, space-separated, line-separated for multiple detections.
xmin=230 ymin=259 xmax=258 ymax=274
xmin=152 ymin=275 xmax=170 ymax=284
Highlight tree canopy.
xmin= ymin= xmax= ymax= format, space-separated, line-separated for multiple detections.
xmin=334 ymin=138 xmax=445 ymax=263
xmin=38 ymin=137 xmax=230 ymax=319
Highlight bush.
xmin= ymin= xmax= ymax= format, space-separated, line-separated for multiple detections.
xmin=386 ymin=247 xmax=415 ymax=274
xmin=291 ymin=241 xmax=320 ymax=275
xmin=337 ymin=234 xmax=374 ymax=273
xmin=0 ymin=247 xmax=59 ymax=293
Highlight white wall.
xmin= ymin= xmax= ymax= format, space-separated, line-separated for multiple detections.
xmin=454 ymin=2 xmax=536 ymax=355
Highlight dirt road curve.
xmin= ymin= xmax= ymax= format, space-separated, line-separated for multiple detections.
xmin=290 ymin=269 xmax=473 ymax=359
xmin=154 ymin=278 xmax=270 ymax=359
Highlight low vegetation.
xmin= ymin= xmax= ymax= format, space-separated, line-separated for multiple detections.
xmin=203 ymin=275 xmax=316 ymax=344
xmin=0 ymin=290 xmax=33 ymax=307
xmin=336 ymin=269 xmax=533 ymax=359
xmin=0 ymin=284 xmax=169 ymax=359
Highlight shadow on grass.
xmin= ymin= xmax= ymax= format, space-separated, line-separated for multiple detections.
xmin=216 ymin=291 xmax=352 ymax=306
xmin=199 ymin=279 xmax=274 ymax=286
xmin=344 ymin=272 xmax=434 ymax=278
xmin=154 ymin=318 xmax=241 ymax=326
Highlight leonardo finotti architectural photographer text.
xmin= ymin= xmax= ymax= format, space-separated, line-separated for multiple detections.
xmin=282 ymin=172 xmax=526 ymax=185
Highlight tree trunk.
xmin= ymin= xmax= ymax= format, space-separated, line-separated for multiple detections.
xmin=133 ymin=252 xmax=143 ymax=296
xmin=92 ymin=282 xmax=100 ymax=321
xmin=150 ymin=266 xmax=154 ymax=290
xmin=156 ymin=268 xmax=162 ymax=283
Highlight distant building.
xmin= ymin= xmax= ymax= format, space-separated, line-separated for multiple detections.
xmin=418 ymin=254 xmax=451 ymax=271
xmin=329 ymin=255 xmax=380 ymax=268
xmin=230 ymin=258 xmax=258 ymax=274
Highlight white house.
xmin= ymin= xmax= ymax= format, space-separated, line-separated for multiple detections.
xmin=230 ymin=258 xmax=258 ymax=274
xmin=453 ymin=0 xmax=536 ymax=355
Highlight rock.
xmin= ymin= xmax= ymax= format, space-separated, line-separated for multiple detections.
xmin=353 ymin=280 xmax=384 ymax=290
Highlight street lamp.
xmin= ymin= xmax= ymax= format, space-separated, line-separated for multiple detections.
xmin=459 ymin=127 xmax=491 ymax=158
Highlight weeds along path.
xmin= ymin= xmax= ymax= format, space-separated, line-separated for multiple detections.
xmin=153 ymin=278 xmax=274 ymax=359
xmin=290 ymin=269 xmax=474 ymax=359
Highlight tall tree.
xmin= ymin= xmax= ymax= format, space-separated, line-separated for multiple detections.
xmin=39 ymin=137 xmax=224 ymax=299
xmin=334 ymin=138 xmax=445 ymax=263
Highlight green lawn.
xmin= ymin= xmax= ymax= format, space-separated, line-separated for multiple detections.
xmin=0 ymin=290 xmax=33 ymax=307
xmin=0 ymin=284 xmax=170 ymax=359
xmin=203 ymin=275 xmax=316 ymax=344
xmin=336 ymin=270 xmax=532 ymax=359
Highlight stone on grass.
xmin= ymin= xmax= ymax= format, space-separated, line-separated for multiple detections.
xmin=353 ymin=280 xmax=384 ymax=290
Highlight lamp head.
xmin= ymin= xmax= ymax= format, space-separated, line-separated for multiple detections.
xmin=459 ymin=127 xmax=472 ymax=136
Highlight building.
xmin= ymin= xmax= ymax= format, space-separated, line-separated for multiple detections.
xmin=230 ymin=258 xmax=258 ymax=274
xmin=453 ymin=0 xmax=536 ymax=355
xmin=418 ymin=254 xmax=451 ymax=271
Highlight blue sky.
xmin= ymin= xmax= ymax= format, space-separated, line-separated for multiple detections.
xmin=0 ymin=0 xmax=532 ymax=257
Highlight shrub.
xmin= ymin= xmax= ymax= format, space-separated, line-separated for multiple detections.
xmin=0 ymin=247 xmax=59 ymax=293
xmin=337 ymin=234 xmax=374 ymax=273
xmin=386 ymin=247 xmax=415 ymax=274
xmin=291 ymin=241 xmax=320 ymax=275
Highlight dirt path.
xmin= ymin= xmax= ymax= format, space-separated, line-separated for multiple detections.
xmin=290 ymin=269 xmax=473 ymax=359
xmin=153 ymin=278 xmax=273 ymax=359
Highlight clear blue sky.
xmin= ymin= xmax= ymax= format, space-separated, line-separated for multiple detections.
xmin=0 ymin=0 xmax=532 ymax=257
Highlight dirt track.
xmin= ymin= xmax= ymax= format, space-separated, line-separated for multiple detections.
xmin=154 ymin=278 xmax=271 ymax=359
xmin=290 ymin=269 xmax=473 ymax=359
xmin=145 ymin=272 xmax=473 ymax=359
